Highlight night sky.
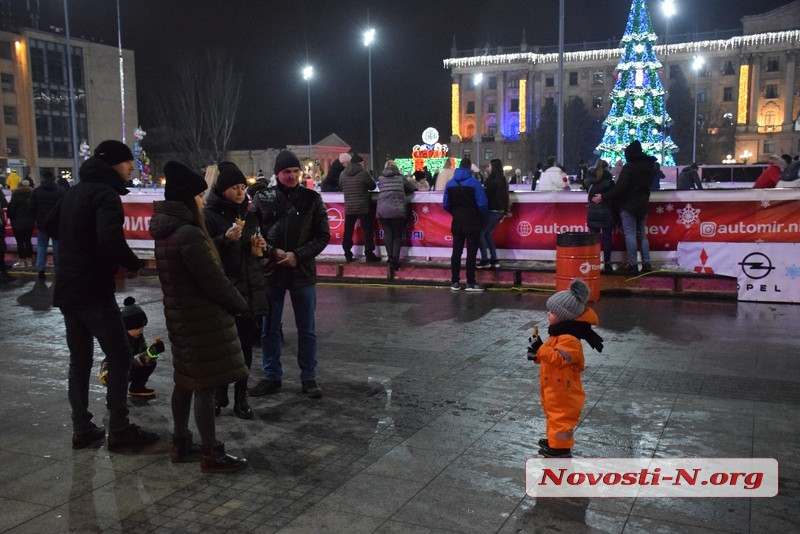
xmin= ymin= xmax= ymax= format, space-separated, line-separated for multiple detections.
xmin=21 ymin=0 xmax=797 ymax=158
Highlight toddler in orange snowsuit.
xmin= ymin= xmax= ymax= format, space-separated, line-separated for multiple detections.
xmin=527 ymin=278 xmax=603 ymax=458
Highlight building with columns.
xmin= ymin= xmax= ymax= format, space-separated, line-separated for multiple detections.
xmin=444 ymin=1 xmax=800 ymax=172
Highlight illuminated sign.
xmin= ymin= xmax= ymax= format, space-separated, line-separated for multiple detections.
xmin=412 ymin=127 xmax=449 ymax=159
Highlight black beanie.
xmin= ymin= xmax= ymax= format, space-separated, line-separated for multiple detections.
xmin=215 ymin=162 xmax=247 ymax=192
xmin=94 ymin=140 xmax=134 ymax=166
xmin=120 ymin=296 xmax=148 ymax=330
xmin=459 ymin=157 xmax=472 ymax=169
xmin=273 ymin=150 xmax=301 ymax=175
xmin=351 ymin=153 xmax=364 ymax=164
xmin=164 ymin=161 xmax=208 ymax=201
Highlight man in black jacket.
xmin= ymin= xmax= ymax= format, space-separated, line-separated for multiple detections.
xmin=45 ymin=140 xmax=159 ymax=451
xmin=30 ymin=170 xmax=64 ymax=279
xmin=249 ymin=150 xmax=331 ymax=398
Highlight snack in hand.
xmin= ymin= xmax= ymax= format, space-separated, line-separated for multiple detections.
xmin=233 ymin=218 xmax=245 ymax=228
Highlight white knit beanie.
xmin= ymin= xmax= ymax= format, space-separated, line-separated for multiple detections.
xmin=546 ymin=279 xmax=590 ymax=321
xmin=339 ymin=152 xmax=352 ymax=165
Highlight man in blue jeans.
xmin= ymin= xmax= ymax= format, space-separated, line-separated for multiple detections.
xmin=249 ymin=150 xmax=331 ymax=398
xmin=30 ymin=170 xmax=63 ymax=279
xmin=591 ymin=140 xmax=656 ymax=274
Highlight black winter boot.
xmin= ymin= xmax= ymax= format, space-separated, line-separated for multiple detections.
xmin=214 ymin=388 xmax=229 ymax=416
xmin=201 ymin=442 xmax=248 ymax=473
xmin=171 ymin=432 xmax=202 ymax=463
xmin=233 ymin=380 xmax=253 ymax=419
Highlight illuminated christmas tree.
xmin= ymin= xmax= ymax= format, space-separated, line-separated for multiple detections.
xmin=596 ymin=0 xmax=677 ymax=165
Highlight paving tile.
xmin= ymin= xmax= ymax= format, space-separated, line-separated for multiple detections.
xmin=2 ymin=279 xmax=800 ymax=532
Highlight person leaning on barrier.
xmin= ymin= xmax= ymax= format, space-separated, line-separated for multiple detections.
xmin=677 ymin=163 xmax=703 ymax=190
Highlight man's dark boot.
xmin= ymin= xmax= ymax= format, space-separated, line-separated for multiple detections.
xmin=233 ymin=380 xmax=253 ymax=419
xmin=201 ymin=442 xmax=248 ymax=473
xmin=214 ymin=388 xmax=229 ymax=416
xmin=171 ymin=432 xmax=202 ymax=463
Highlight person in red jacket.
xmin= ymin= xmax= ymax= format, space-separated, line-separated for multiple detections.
xmin=753 ymin=154 xmax=789 ymax=189
xmin=527 ymin=278 xmax=604 ymax=458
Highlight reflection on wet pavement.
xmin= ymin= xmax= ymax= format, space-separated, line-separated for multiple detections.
xmin=1 ymin=274 xmax=798 ymax=532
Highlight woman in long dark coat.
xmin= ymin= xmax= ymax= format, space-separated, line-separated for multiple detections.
xmin=149 ymin=161 xmax=252 ymax=473
xmin=203 ymin=162 xmax=268 ymax=419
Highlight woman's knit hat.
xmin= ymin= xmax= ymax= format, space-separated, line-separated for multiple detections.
xmin=120 ymin=296 xmax=148 ymax=330
xmin=164 ymin=161 xmax=208 ymax=201
xmin=546 ymin=278 xmax=590 ymax=321
xmin=215 ymin=162 xmax=247 ymax=192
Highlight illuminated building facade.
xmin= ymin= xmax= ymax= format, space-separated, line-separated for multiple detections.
xmin=0 ymin=28 xmax=137 ymax=182
xmin=444 ymin=1 xmax=800 ymax=171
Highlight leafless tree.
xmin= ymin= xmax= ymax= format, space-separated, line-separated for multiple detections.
xmin=149 ymin=48 xmax=241 ymax=170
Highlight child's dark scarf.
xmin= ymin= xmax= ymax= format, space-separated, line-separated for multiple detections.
xmin=548 ymin=320 xmax=604 ymax=353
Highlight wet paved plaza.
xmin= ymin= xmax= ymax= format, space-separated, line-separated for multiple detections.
xmin=1 ymin=271 xmax=799 ymax=533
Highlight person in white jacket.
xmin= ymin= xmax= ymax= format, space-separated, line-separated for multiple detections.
xmin=535 ymin=156 xmax=569 ymax=191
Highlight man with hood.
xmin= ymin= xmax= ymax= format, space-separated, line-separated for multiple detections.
xmin=443 ymin=157 xmax=488 ymax=291
xmin=591 ymin=140 xmax=656 ymax=274
xmin=677 ymin=163 xmax=703 ymax=190
xmin=44 ymin=140 xmax=159 ymax=451
xmin=339 ymin=153 xmax=378 ymax=262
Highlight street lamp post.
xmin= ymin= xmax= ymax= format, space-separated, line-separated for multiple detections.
xmin=739 ymin=149 xmax=753 ymax=165
xmin=474 ymin=72 xmax=483 ymax=168
xmin=692 ymin=55 xmax=703 ymax=162
xmin=302 ymin=65 xmax=313 ymax=163
xmin=364 ymin=29 xmax=375 ymax=174
xmin=661 ymin=0 xmax=676 ymax=165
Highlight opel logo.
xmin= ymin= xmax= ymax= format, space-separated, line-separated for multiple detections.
xmin=326 ymin=207 xmax=344 ymax=230
xmin=739 ymin=252 xmax=775 ymax=280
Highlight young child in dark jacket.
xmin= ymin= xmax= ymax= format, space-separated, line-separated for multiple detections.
xmin=527 ymin=278 xmax=604 ymax=458
xmin=100 ymin=297 xmax=164 ymax=397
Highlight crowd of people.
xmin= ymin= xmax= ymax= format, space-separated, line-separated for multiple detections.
xmin=6 ymin=137 xmax=800 ymax=470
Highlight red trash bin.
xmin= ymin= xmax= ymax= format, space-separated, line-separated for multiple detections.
xmin=555 ymin=232 xmax=601 ymax=302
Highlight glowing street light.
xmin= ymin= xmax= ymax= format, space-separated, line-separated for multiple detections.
xmin=739 ymin=149 xmax=753 ymax=165
xmin=660 ymin=0 xmax=676 ymax=165
xmin=364 ymin=28 xmax=375 ymax=174
xmin=474 ymin=72 xmax=483 ymax=168
xmin=692 ymin=55 xmax=704 ymax=162
xmin=302 ymin=65 xmax=313 ymax=162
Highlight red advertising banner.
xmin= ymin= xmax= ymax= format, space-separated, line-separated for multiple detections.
xmin=14 ymin=188 xmax=791 ymax=263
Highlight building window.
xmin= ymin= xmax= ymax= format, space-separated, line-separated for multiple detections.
xmin=766 ymin=57 xmax=780 ymax=72
xmin=592 ymin=71 xmax=604 ymax=85
xmin=545 ymin=74 xmax=554 ymax=87
xmin=0 ymin=73 xmax=13 ymax=92
xmin=487 ymin=101 xmax=496 ymax=114
xmin=507 ymin=78 xmax=519 ymax=88
xmin=484 ymin=149 xmax=492 ymax=161
xmin=6 ymin=137 xmax=19 ymax=156
xmin=487 ymin=125 xmax=496 ymax=137
xmin=466 ymin=101 xmax=475 ymax=114
xmin=765 ymin=84 xmax=778 ymax=99
xmin=593 ymin=96 xmax=603 ymax=109
xmin=463 ymin=150 xmax=471 ymax=159
xmin=4 ymin=105 xmax=17 ymax=125
xmin=569 ymin=72 xmax=578 ymax=86
xmin=764 ymin=140 xmax=775 ymax=153
xmin=723 ymin=61 xmax=735 ymax=75
xmin=0 ymin=41 xmax=10 ymax=59
xmin=723 ymin=87 xmax=733 ymax=101
xmin=507 ymin=152 xmax=514 ymax=160
xmin=510 ymin=98 xmax=519 ymax=112
xmin=488 ymin=76 xmax=497 ymax=90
